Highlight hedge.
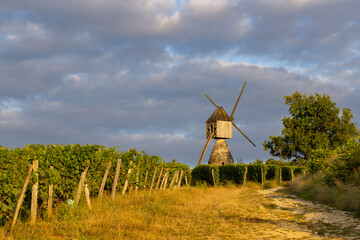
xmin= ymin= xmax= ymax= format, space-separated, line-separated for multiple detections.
xmin=191 ymin=164 xmax=305 ymax=186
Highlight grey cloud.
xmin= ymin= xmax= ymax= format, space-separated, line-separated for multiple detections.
xmin=241 ymin=1 xmax=360 ymax=64
xmin=1 ymin=0 xmax=360 ymax=167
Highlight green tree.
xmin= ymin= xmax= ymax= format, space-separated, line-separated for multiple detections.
xmin=263 ymin=91 xmax=359 ymax=163
xmin=265 ymin=158 xmax=289 ymax=166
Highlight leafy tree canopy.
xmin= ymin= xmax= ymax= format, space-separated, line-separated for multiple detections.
xmin=263 ymin=91 xmax=359 ymax=164
xmin=265 ymin=158 xmax=290 ymax=166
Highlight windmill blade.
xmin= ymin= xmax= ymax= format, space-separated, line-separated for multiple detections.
xmin=197 ymin=132 xmax=215 ymax=166
xmin=232 ymin=122 xmax=256 ymax=147
xmin=205 ymin=94 xmax=219 ymax=108
xmin=230 ymin=81 xmax=247 ymax=119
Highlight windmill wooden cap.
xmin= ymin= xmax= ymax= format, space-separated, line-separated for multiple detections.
xmin=206 ymin=107 xmax=232 ymax=123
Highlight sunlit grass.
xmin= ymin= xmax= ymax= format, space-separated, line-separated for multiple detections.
xmin=1 ymin=185 xmax=325 ymax=239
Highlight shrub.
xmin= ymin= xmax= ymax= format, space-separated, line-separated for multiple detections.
xmin=281 ymin=166 xmax=293 ymax=181
xmin=246 ymin=164 xmax=264 ymax=183
xmin=191 ymin=165 xmax=219 ymax=186
xmin=219 ymin=164 xmax=247 ymax=185
xmin=265 ymin=165 xmax=279 ymax=181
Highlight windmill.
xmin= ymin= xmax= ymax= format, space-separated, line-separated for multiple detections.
xmin=197 ymin=81 xmax=256 ymax=166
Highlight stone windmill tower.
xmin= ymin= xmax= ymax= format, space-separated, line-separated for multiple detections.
xmin=197 ymin=82 xmax=256 ymax=166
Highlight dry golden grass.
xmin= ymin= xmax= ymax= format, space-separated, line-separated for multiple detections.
xmin=1 ymin=185 xmax=332 ymax=239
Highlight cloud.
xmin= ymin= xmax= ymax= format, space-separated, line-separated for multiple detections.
xmin=0 ymin=0 xmax=359 ymax=167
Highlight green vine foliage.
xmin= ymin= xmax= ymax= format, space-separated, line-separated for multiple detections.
xmin=192 ymin=164 xmax=304 ymax=186
xmin=265 ymin=165 xmax=280 ymax=180
xmin=246 ymin=164 xmax=265 ymax=183
xmin=0 ymin=144 xmax=188 ymax=225
xmin=191 ymin=165 xmax=220 ymax=186
xmin=219 ymin=164 xmax=247 ymax=184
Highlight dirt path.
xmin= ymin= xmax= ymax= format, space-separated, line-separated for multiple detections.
xmin=258 ymin=187 xmax=360 ymax=240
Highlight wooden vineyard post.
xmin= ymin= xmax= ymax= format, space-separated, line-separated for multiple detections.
xmin=261 ymin=166 xmax=264 ymax=186
xmin=99 ymin=162 xmax=112 ymax=201
xmin=143 ymin=170 xmax=148 ymax=189
xmin=160 ymin=170 xmax=169 ymax=190
xmin=30 ymin=160 xmax=39 ymax=226
xmin=159 ymin=171 xmax=166 ymax=189
xmin=177 ymin=170 xmax=184 ymax=188
xmin=122 ymin=161 xmax=133 ymax=196
xmin=111 ymin=158 xmax=122 ymax=200
xmin=75 ymin=165 xmax=89 ymax=206
xmin=10 ymin=164 xmax=33 ymax=233
xmin=174 ymin=170 xmax=180 ymax=186
xmin=47 ymin=166 xmax=54 ymax=219
xmin=243 ymin=166 xmax=248 ymax=186
xmin=84 ymin=181 xmax=91 ymax=209
xmin=169 ymin=170 xmax=179 ymax=189
xmin=184 ymin=175 xmax=188 ymax=185
xmin=135 ymin=167 xmax=139 ymax=192
xmin=291 ymin=168 xmax=294 ymax=182
xmin=175 ymin=170 xmax=181 ymax=187
xmin=163 ymin=171 xmax=170 ymax=189
xmin=149 ymin=166 xmax=157 ymax=190
xmin=279 ymin=167 xmax=283 ymax=184
xmin=211 ymin=169 xmax=216 ymax=186
xmin=156 ymin=167 xmax=164 ymax=189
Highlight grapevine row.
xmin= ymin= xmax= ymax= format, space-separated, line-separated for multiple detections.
xmin=0 ymin=144 xmax=191 ymax=225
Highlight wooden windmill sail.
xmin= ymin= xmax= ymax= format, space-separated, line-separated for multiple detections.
xmin=197 ymin=81 xmax=256 ymax=166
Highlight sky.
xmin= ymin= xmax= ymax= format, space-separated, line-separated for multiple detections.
xmin=1 ymin=0 xmax=359 ymax=168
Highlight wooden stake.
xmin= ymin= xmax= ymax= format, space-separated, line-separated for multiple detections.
xmin=99 ymin=162 xmax=112 ymax=201
xmin=47 ymin=166 xmax=54 ymax=220
xmin=30 ymin=160 xmax=39 ymax=226
xmin=184 ymin=175 xmax=188 ymax=185
xmin=10 ymin=164 xmax=33 ymax=233
xmin=122 ymin=161 xmax=133 ymax=196
xmin=156 ymin=167 xmax=164 ymax=189
xmin=169 ymin=170 xmax=179 ymax=189
xmin=135 ymin=167 xmax=139 ymax=192
xmin=291 ymin=168 xmax=294 ymax=182
xmin=111 ymin=158 xmax=122 ymax=200
xmin=160 ymin=170 xmax=168 ymax=190
xmin=75 ymin=166 xmax=89 ymax=206
xmin=175 ymin=170 xmax=180 ymax=185
xmin=279 ymin=167 xmax=283 ymax=184
xmin=159 ymin=172 xmax=166 ymax=189
xmin=149 ymin=166 xmax=157 ymax=190
xmin=162 ymin=171 xmax=170 ymax=189
xmin=243 ymin=166 xmax=248 ymax=186
xmin=211 ymin=169 xmax=216 ymax=186
xmin=261 ymin=166 xmax=264 ymax=186
xmin=144 ymin=170 xmax=148 ymax=189
xmin=177 ymin=170 xmax=184 ymax=188
xmin=84 ymin=181 xmax=91 ymax=209
xmin=175 ymin=170 xmax=181 ymax=186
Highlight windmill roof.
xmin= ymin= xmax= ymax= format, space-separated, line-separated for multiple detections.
xmin=206 ymin=107 xmax=232 ymax=123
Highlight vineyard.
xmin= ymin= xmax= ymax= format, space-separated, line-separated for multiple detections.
xmin=0 ymin=144 xmax=191 ymax=228
xmin=2 ymin=140 xmax=358 ymax=236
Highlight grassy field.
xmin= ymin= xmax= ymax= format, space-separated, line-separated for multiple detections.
xmin=0 ymin=184 xmax=355 ymax=239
